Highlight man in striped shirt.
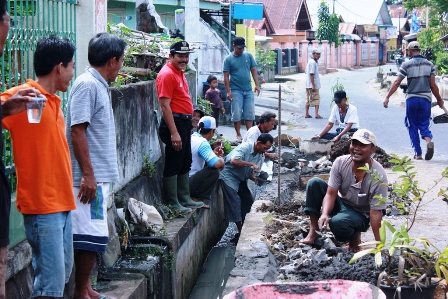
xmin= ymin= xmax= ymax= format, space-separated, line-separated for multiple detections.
xmin=383 ymin=41 xmax=444 ymax=160
xmin=67 ymin=32 xmax=126 ymax=299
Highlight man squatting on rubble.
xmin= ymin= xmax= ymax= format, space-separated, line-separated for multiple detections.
xmin=300 ymin=129 xmax=388 ymax=252
xmin=157 ymin=41 xmax=204 ymax=214
xmin=189 ymin=116 xmax=225 ymax=204
xmin=219 ymin=133 xmax=274 ymax=234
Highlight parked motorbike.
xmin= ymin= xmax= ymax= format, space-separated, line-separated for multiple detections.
xmin=395 ymin=52 xmax=403 ymax=71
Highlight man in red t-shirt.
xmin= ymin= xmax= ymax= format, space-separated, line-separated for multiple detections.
xmin=156 ymin=41 xmax=204 ymax=214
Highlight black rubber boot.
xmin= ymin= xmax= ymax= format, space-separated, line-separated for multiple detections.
xmin=177 ymin=173 xmax=204 ymax=208
xmin=163 ymin=176 xmax=192 ymax=214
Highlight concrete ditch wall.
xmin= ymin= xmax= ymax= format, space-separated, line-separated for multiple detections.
xmin=6 ymin=71 xmax=227 ymax=299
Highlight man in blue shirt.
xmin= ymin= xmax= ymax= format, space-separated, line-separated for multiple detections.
xmin=220 ymin=133 xmax=273 ymax=234
xmin=189 ymin=116 xmax=224 ymax=204
xmin=383 ymin=41 xmax=444 ymax=160
xmin=223 ymin=37 xmax=260 ymax=142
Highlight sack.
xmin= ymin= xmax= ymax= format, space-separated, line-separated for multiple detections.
xmin=128 ymin=198 xmax=164 ymax=230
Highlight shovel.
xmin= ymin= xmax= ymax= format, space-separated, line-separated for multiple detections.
xmin=431 ymin=103 xmax=448 ymax=124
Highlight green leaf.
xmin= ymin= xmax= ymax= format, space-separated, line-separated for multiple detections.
xmin=349 ymin=248 xmax=377 ymax=264
xmin=375 ymin=251 xmax=383 ymax=267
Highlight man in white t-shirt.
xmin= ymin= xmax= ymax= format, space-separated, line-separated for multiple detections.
xmin=312 ymin=90 xmax=359 ymax=142
xmin=243 ymin=111 xmax=278 ymax=160
xmin=305 ymin=49 xmax=322 ymax=119
xmin=189 ymin=116 xmax=225 ymax=203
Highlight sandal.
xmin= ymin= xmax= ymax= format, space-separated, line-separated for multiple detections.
xmin=305 ymin=115 xmax=313 ymax=118
xmin=425 ymin=142 xmax=434 ymax=160
xmin=315 ymin=115 xmax=323 ymax=119
xmin=414 ymin=155 xmax=423 ymax=160
xmin=236 ymin=136 xmax=243 ymax=143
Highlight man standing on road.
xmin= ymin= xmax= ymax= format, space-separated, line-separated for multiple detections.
xmin=220 ymin=133 xmax=273 ymax=234
xmin=157 ymin=41 xmax=204 ymax=214
xmin=383 ymin=41 xmax=444 ymax=160
xmin=305 ymin=49 xmax=323 ymax=119
xmin=2 ymin=36 xmax=76 ymax=298
xmin=223 ymin=37 xmax=260 ymax=142
xmin=300 ymin=129 xmax=388 ymax=252
xmin=66 ymin=32 xmax=125 ymax=299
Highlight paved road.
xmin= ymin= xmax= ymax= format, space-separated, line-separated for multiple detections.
xmin=218 ymin=65 xmax=448 ymax=162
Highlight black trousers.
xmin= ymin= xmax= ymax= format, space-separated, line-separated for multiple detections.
xmin=159 ymin=117 xmax=192 ymax=177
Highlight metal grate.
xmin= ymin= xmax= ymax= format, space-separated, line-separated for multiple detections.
xmin=1 ymin=0 xmax=77 ymax=192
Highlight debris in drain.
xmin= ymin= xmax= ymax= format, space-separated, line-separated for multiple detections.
xmin=260 ymin=201 xmax=390 ymax=286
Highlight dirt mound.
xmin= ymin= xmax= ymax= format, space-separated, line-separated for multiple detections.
xmin=328 ymin=138 xmax=393 ymax=168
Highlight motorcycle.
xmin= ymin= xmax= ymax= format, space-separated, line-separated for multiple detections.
xmin=395 ymin=52 xmax=403 ymax=71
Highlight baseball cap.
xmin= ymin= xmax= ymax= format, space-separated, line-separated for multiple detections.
xmin=312 ymin=48 xmax=321 ymax=54
xmin=333 ymin=90 xmax=346 ymax=103
xmin=198 ymin=116 xmax=216 ymax=129
xmin=233 ymin=37 xmax=246 ymax=49
xmin=193 ymin=105 xmax=205 ymax=118
xmin=170 ymin=41 xmax=194 ymax=54
xmin=351 ymin=129 xmax=377 ymax=146
xmin=407 ymin=41 xmax=420 ymax=50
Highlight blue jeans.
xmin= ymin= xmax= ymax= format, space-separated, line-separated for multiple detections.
xmin=24 ymin=211 xmax=73 ymax=298
xmin=231 ymin=89 xmax=255 ymax=122
xmin=405 ymin=97 xmax=432 ymax=156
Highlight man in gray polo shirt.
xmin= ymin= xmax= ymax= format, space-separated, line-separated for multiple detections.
xmin=219 ymin=133 xmax=273 ymax=234
xmin=66 ymin=32 xmax=126 ymax=299
xmin=383 ymin=41 xmax=444 ymax=160
xmin=300 ymin=129 xmax=388 ymax=252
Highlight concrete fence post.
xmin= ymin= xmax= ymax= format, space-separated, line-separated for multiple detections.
xmin=300 ymin=40 xmax=309 ymax=72
xmin=356 ymin=41 xmax=362 ymax=66
xmin=367 ymin=40 xmax=372 ymax=66
xmin=348 ymin=41 xmax=354 ymax=68
xmin=322 ymin=40 xmax=328 ymax=73
xmin=330 ymin=42 xmax=335 ymax=68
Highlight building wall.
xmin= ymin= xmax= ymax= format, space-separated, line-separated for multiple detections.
xmin=108 ymin=1 xmax=137 ymax=29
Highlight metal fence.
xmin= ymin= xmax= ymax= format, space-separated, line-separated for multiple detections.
xmin=1 ymin=0 xmax=77 ymax=192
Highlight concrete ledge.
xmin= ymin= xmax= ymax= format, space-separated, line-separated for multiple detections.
xmin=300 ymin=139 xmax=333 ymax=154
xmin=5 ymin=241 xmax=31 ymax=281
xmin=223 ymin=200 xmax=278 ymax=296
xmin=97 ymin=273 xmax=147 ymax=299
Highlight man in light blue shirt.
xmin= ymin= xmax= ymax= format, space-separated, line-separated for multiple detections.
xmin=190 ymin=116 xmax=224 ymax=203
xmin=223 ymin=37 xmax=260 ymax=142
xmin=219 ymin=133 xmax=273 ymax=233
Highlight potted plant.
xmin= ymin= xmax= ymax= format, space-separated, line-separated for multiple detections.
xmin=349 ymin=154 xmax=448 ymax=299
xmin=377 ymin=66 xmax=384 ymax=82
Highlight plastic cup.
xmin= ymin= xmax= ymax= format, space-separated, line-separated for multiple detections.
xmin=26 ymin=97 xmax=44 ymax=123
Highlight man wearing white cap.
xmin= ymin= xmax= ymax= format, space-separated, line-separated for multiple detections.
xmin=300 ymin=129 xmax=388 ymax=253
xmin=305 ymin=48 xmax=323 ymax=119
xmin=383 ymin=41 xmax=444 ymax=160
xmin=189 ymin=116 xmax=225 ymax=204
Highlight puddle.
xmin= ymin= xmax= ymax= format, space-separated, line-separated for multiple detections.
xmin=189 ymin=246 xmax=236 ymax=299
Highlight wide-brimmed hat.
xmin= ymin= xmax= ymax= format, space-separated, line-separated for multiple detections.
xmin=193 ymin=105 xmax=205 ymax=118
xmin=352 ymin=129 xmax=377 ymax=146
xmin=170 ymin=41 xmax=194 ymax=54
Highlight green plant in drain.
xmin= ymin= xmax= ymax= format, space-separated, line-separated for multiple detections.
xmin=349 ymin=154 xmax=448 ymax=288
xmin=142 ymin=151 xmax=156 ymax=177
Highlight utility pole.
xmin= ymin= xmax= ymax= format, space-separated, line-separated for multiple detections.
xmin=333 ymin=0 xmax=335 ymax=14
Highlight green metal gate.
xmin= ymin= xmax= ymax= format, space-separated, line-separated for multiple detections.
xmin=1 ymin=0 xmax=77 ymax=247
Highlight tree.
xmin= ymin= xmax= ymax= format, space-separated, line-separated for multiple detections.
xmin=316 ymin=1 xmax=340 ymax=47
xmin=404 ymin=0 xmax=448 ymax=35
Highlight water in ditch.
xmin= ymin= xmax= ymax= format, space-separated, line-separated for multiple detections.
xmin=189 ymin=223 xmax=238 ymax=299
